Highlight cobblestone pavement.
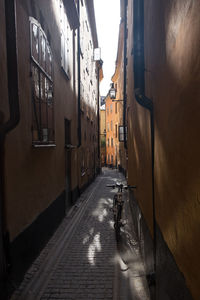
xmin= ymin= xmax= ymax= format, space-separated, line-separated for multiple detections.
xmin=11 ymin=168 xmax=126 ymax=300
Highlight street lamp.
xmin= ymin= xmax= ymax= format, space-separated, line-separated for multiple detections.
xmin=109 ymin=83 xmax=123 ymax=102
xmin=109 ymin=83 xmax=116 ymax=99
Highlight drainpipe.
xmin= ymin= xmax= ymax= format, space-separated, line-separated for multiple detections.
xmin=0 ymin=0 xmax=20 ymax=292
xmin=96 ymin=59 xmax=103 ymax=173
xmin=123 ymin=0 xmax=128 ymax=149
xmin=77 ymin=0 xmax=81 ymax=147
xmin=97 ymin=62 xmax=100 ymax=173
xmin=133 ymin=0 xmax=156 ymax=287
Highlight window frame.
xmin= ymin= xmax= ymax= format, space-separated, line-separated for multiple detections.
xmin=60 ymin=0 xmax=71 ymax=79
xmin=30 ymin=17 xmax=55 ymax=146
xmin=119 ymin=125 xmax=127 ymax=142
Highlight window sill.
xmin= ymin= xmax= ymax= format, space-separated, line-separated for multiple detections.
xmin=32 ymin=144 xmax=56 ymax=148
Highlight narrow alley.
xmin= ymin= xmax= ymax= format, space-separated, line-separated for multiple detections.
xmin=11 ymin=168 xmax=143 ymax=300
xmin=1 ymin=0 xmax=200 ymax=299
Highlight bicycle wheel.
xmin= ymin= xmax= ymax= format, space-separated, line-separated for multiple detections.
xmin=115 ymin=205 xmax=122 ymax=243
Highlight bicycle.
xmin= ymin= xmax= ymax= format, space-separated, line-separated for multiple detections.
xmin=107 ymin=183 xmax=136 ymax=243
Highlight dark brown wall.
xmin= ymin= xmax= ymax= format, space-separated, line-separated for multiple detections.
xmin=0 ymin=0 xmax=9 ymax=121
xmin=3 ymin=0 xmax=78 ymax=241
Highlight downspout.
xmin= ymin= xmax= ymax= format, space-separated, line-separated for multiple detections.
xmin=133 ymin=0 xmax=156 ymax=286
xmin=77 ymin=0 xmax=81 ymax=147
xmin=123 ymin=0 xmax=128 ymax=149
xmin=0 ymin=0 xmax=20 ymax=289
xmin=97 ymin=62 xmax=100 ymax=173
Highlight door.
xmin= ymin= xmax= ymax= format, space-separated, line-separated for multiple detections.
xmin=64 ymin=119 xmax=72 ymax=211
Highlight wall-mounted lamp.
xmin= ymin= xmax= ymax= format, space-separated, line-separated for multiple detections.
xmin=109 ymin=83 xmax=123 ymax=102
xmin=109 ymin=83 xmax=116 ymax=99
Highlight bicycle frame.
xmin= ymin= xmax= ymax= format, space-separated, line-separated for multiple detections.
xmin=107 ymin=183 xmax=136 ymax=243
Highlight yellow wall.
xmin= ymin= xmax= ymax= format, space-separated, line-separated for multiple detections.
xmin=126 ymin=0 xmax=200 ymax=298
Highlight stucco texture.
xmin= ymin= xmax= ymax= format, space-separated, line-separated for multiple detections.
xmin=4 ymin=0 xmax=77 ymax=241
xmin=127 ymin=0 xmax=200 ymax=298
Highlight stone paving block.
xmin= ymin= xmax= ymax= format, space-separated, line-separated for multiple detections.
xmin=11 ymin=169 xmax=132 ymax=300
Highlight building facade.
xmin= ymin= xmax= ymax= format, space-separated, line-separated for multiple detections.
xmin=117 ymin=0 xmax=200 ymax=299
xmin=100 ymin=104 xmax=106 ymax=166
xmin=0 ymin=0 xmax=101 ymax=292
xmin=105 ymin=17 xmax=126 ymax=173
xmin=78 ymin=0 xmax=102 ymax=191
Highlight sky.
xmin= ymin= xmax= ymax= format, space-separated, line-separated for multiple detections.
xmin=93 ymin=0 xmax=120 ymax=97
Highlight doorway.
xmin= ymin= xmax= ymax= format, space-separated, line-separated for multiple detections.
xmin=64 ymin=119 xmax=72 ymax=212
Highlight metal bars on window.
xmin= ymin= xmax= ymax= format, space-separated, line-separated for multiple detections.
xmin=30 ymin=17 xmax=54 ymax=145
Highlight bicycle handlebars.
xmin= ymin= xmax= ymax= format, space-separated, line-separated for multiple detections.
xmin=106 ymin=183 xmax=136 ymax=189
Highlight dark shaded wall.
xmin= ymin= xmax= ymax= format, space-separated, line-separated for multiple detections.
xmin=0 ymin=1 xmax=100 ymax=289
xmin=126 ymin=0 xmax=200 ymax=299
xmin=4 ymin=0 xmax=77 ymax=242
xmin=0 ymin=0 xmax=78 ymax=288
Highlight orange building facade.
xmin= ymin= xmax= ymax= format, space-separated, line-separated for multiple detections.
xmin=105 ymin=17 xmax=126 ymax=173
xmin=100 ymin=104 xmax=106 ymax=166
xmin=105 ymin=94 xmax=124 ymax=169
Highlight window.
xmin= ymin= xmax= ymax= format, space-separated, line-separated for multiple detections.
xmin=64 ymin=119 xmax=71 ymax=147
xmin=119 ymin=126 xmax=127 ymax=142
xmin=60 ymin=0 xmax=70 ymax=78
xmin=115 ymin=102 xmax=117 ymax=114
xmin=107 ymin=122 xmax=109 ymax=132
xmin=111 ymin=155 xmax=113 ymax=164
xmin=81 ymin=150 xmax=86 ymax=176
xmin=107 ymin=107 xmax=109 ymax=115
xmin=111 ymin=120 xmax=113 ymax=131
xmin=107 ymin=138 xmax=110 ymax=147
xmin=80 ymin=81 xmax=84 ymax=111
xmin=108 ymin=154 xmax=110 ymax=163
xmin=30 ymin=17 xmax=54 ymax=145
xmin=110 ymin=104 xmax=113 ymax=113
xmin=115 ymin=124 xmax=118 ymax=138
xmin=111 ymin=138 xmax=113 ymax=147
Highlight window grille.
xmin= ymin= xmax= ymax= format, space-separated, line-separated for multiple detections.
xmin=119 ymin=126 xmax=127 ymax=142
xmin=30 ymin=17 xmax=54 ymax=145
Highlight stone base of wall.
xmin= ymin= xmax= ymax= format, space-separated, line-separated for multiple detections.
xmin=71 ymin=186 xmax=80 ymax=205
xmin=8 ymin=190 xmax=66 ymax=291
